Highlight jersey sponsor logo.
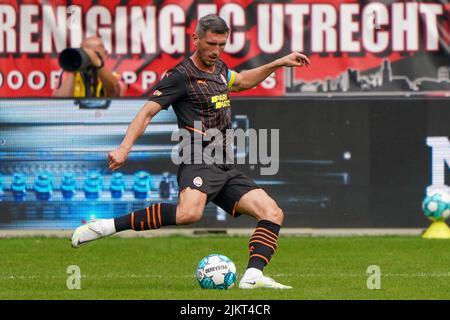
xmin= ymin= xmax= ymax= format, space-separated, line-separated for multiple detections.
xmin=153 ymin=90 xmax=162 ymax=96
xmin=197 ymin=79 xmax=207 ymax=86
xmin=193 ymin=176 xmax=203 ymax=187
xmin=211 ymin=94 xmax=230 ymax=109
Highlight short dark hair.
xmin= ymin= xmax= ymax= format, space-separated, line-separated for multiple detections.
xmin=196 ymin=14 xmax=229 ymax=37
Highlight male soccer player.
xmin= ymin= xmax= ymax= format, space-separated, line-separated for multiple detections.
xmin=71 ymin=14 xmax=310 ymax=289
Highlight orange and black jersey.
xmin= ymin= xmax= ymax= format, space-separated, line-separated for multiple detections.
xmin=148 ymin=58 xmax=237 ymax=163
xmin=148 ymin=58 xmax=235 ymax=135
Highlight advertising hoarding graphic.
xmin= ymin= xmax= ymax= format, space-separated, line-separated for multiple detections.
xmin=426 ymin=137 xmax=450 ymax=195
xmin=0 ymin=0 xmax=448 ymax=97
xmin=0 ymin=98 xmax=449 ymax=229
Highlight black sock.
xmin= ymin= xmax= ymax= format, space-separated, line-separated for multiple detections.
xmin=247 ymin=220 xmax=281 ymax=271
xmin=114 ymin=203 xmax=177 ymax=232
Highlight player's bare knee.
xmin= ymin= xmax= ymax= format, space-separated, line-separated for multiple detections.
xmin=261 ymin=206 xmax=284 ymax=225
xmin=176 ymin=205 xmax=203 ymax=225
xmin=273 ymin=207 xmax=284 ymax=225
xmin=185 ymin=209 xmax=203 ymax=224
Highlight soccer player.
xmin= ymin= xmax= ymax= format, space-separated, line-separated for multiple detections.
xmin=71 ymin=14 xmax=310 ymax=289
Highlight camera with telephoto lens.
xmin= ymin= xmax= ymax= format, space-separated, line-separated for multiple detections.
xmin=58 ymin=48 xmax=94 ymax=72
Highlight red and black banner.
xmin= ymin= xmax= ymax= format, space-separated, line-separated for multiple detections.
xmin=0 ymin=0 xmax=449 ymax=97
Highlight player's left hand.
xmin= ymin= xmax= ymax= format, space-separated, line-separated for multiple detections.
xmin=277 ymin=51 xmax=311 ymax=68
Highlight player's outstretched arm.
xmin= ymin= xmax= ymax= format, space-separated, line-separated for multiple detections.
xmin=108 ymin=101 xmax=162 ymax=171
xmin=229 ymin=51 xmax=310 ymax=92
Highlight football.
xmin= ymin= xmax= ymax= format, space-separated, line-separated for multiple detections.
xmin=422 ymin=189 xmax=450 ymax=221
xmin=196 ymin=254 xmax=237 ymax=290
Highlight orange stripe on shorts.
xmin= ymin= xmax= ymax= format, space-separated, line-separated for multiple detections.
xmin=231 ymin=201 xmax=238 ymax=218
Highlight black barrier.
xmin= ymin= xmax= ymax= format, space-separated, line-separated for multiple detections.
xmin=224 ymin=98 xmax=448 ymax=229
xmin=0 ymin=98 xmax=448 ymax=229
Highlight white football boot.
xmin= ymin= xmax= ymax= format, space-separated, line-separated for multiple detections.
xmin=239 ymin=268 xmax=293 ymax=289
xmin=71 ymin=219 xmax=116 ymax=248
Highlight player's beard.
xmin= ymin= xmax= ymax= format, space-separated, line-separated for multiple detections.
xmin=200 ymin=54 xmax=217 ymax=67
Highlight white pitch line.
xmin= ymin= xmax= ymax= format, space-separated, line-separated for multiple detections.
xmin=2 ymin=272 xmax=450 ymax=280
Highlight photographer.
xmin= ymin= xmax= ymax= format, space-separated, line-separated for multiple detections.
xmin=53 ymin=36 xmax=127 ymax=97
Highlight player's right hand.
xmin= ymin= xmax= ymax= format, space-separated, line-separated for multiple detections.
xmin=108 ymin=146 xmax=130 ymax=171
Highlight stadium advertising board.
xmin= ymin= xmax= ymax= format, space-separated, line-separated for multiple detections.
xmin=0 ymin=98 xmax=448 ymax=229
xmin=0 ymin=0 xmax=449 ymax=97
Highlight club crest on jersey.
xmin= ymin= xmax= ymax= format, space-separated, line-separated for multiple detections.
xmin=220 ymin=74 xmax=227 ymax=86
xmin=153 ymin=90 xmax=162 ymax=96
xmin=193 ymin=176 xmax=203 ymax=187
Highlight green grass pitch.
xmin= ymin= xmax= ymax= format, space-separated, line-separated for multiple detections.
xmin=1 ymin=235 xmax=449 ymax=300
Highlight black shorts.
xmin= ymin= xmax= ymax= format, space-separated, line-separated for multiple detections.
xmin=177 ymin=163 xmax=261 ymax=218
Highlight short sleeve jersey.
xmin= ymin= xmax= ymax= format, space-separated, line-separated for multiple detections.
xmin=148 ymin=58 xmax=236 ymax=134
xmin=147 ymin=58 xmax=237 ymax=163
